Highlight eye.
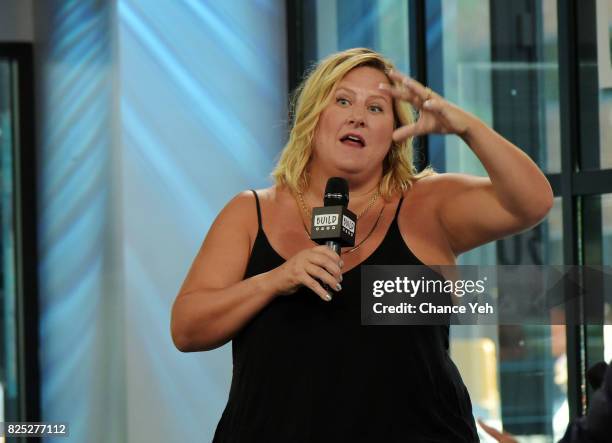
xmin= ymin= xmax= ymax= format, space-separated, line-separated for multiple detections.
xmin=369 ymin=105 xmax=383 ymax=113
xmin=336 ymin=97 xmax=350 ymax=106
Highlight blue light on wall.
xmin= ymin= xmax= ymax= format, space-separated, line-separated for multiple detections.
xmin=36 ymin=0 xmax=287 ymax=441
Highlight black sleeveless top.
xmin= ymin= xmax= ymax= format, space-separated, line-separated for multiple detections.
xmin=212 ymin=191 xmax=479 ymax=442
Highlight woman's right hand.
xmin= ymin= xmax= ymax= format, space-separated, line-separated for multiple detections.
xmin=270 ymin=245 xmax=344 ymax=302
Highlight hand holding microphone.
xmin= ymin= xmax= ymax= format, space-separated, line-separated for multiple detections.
xmin=309 ymin=177 xmax=357 ymax=254
xmin=272 ymin=245 xmax=343 ymax=302
xmin=308 ymin=177 xmax=356 ymax=298
xmin=270 ymin=177 xmax=355 ymax=302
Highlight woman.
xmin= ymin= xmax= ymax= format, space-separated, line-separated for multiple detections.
xmin=171 ymin=48 xmax=553 ymax=442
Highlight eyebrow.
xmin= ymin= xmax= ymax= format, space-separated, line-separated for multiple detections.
xmin=335 ymin=86 xmax=390 ymax=104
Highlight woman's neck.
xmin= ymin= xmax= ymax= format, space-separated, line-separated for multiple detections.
xmin=303 ymin=167 xmax=382 ymax=203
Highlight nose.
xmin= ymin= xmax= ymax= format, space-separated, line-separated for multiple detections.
xmin=347 ymin=110 xmax=366 ymax=127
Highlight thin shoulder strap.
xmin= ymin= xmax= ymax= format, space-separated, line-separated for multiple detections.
xmin=394 ymin=195 xmax=405 ymax=220
xmin=250 ymin=189 xmax=262 ymax=230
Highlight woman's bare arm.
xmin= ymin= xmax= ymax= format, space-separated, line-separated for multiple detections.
xmin=170 ymin=191 xmax=274 ymax=352
xmin=172 ymin=271 xmax=281 ymax=352
xmin=170 ymin=191 xmax=342 ymax=352
xmin=434 ymin=118 xmax=553 ymax=255
xmin=380 ymin=71 xmax=554 ymax=256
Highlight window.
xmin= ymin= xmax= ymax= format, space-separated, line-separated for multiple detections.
xmin=0 ymin=43 xmax=40 ymax=431
xmin=287 ymin=0 xmax=612 ymax=440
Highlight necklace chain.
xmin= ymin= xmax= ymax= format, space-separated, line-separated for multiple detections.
xmin=296 ymin=187 xmax=380 ymax=220
xmin=295 ymin=187 xmax=383 ymax=255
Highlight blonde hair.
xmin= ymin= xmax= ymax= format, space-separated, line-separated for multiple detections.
xmin=271 ymin=47 xmax=436 ymax=200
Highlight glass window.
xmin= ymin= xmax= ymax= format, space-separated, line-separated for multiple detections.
xmin=0 ymin=59 xmax=18 ymax=423
xmin=436 ymin=1 xmax=566 ymax=440
xmin=596 ymin=0 xmax=612 ymax=169
xmin=604 ymin=194 xmax=612 ymax=363
xmin=296 ymin=0 xmax=598 ymax=439
xmin=584 ymin=194 xmax=612 ymax=366
xmin=435 ymin=0 xmax=560 ymax=177
xmin=301 ymin=1 xmax=569 ymax=440
xmin=451 ymin=198 xmax=567 ymax=441
xmin=314 ymin=0 xmax=411 ymax=72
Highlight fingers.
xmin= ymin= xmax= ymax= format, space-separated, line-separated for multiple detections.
xmin=310 ymin=248 xmax=343 ymax=281
xmin=305 ymin=263 xmax=341 ymax=293
xmin=387 ymin=70 xmax=433 ymax=103
xmin=378 ymin=82 xmax=421 ymax=109
xmin=304 ymin=246 xmax=343 ymax=301
xmin=422 ymin=97 xmax=445 ymax=115
xmin=302 ymin=274 xmax=332 ymax=302
xmin=313 ymin=244 xmax=343 ymax=267
xmin=307 ymin=250 xmax=342 ymax=293
xmin=277 ymin=245 xmax=344 ymax=302
xmin=392 ymin=124 xmax=418 ymax=142
xmin=380 ymin=70 xmax=439 ymax=110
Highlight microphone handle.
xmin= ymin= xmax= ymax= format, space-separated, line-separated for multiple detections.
xmin=325 ymin=240 xmax=341 ymax=255
xmin=322 ymin=241 xmax=341 ymax=295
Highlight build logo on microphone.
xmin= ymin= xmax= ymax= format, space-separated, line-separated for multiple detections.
xmin=342 ymin=215 xmax=355 ymax=235
xmin=313 ymin=214 xmax=338 ymax=231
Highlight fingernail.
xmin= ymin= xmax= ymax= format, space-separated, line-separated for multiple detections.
xmin=339 ymin=260 xmax=344 ymax=268
xmin=339 ymin=274 xmax=343 ymax=282
xmin=378 ymin=82 xmax=387 ymax=89
xmin=325 ymin=292 xmax=332 ymax=301
xmin=336 ymin=283 xmax=342 ymax=291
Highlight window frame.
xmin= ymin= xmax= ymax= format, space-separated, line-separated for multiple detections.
xmin=285 ymin=0 xmax=612 ymax=425
xmin=0 ymin=42 xmax=41 ymax=436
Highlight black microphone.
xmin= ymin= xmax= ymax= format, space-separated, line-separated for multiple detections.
xmin=309 ymin=177 xmax=356 ymax=256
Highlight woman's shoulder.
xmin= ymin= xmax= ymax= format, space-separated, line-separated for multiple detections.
xmin=210 ymin=187 xmax=275 ymax=250
xmin=249 ymin=184 xmax=284 ymax=201
xmin=248 ymin=184 xmax=296 ymax=212
xmin=396 ymin=173 xmax=457 ymax=215
xmin=227 ymin=185 xmax=281 ymax=207
xmin=223 ymin=185 xmax=286 ymax=229
xmin=399 ymin=174 xmax=441 ymax=200
xmin=407 ymin=172 xmax=478 ymax=199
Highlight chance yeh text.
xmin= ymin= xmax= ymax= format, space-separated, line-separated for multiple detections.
xmin=373 ymin=302 xmax=494 ymax=315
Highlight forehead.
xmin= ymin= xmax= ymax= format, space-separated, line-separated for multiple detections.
xmin=336 ymin=66 xmax=391 ymax=91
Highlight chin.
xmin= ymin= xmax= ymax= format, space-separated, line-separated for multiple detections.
xmin=332 ymin=160 xmax=370 ymax=176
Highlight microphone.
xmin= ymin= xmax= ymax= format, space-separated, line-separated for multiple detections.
xmin=309 ymin=177 xmax=357 ymax=255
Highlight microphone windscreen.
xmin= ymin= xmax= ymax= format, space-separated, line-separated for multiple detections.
xmin=324 ymin=177 xmax=349 ymax=207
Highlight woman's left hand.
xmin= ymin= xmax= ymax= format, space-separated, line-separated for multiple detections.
xmin=379 ymin=70 xmax=478 ymax=142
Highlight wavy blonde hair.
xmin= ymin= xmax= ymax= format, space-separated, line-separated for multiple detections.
xmin=271 ymin=47 xmax=436 ymax=200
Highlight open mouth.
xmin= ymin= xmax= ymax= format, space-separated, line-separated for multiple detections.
xmin=339 ymin=134 xmax=366 ymax=147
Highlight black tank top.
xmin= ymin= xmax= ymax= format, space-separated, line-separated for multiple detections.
xmin=212 ymin=191 xmax=479 ymax=442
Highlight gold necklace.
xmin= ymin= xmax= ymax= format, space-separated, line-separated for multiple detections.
xmin=341 ymin=204 xmax=385 ymax=255
xmin=296 ymin=187 xmax=380 ymax=220
xmin=294 ymin=187 xmax=384 ymax=255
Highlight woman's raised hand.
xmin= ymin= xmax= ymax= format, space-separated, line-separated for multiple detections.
xmin=379 ymin=69 xmax=479 ymax=142
xmin=270 ymin=245 xmax=343 ymax=302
